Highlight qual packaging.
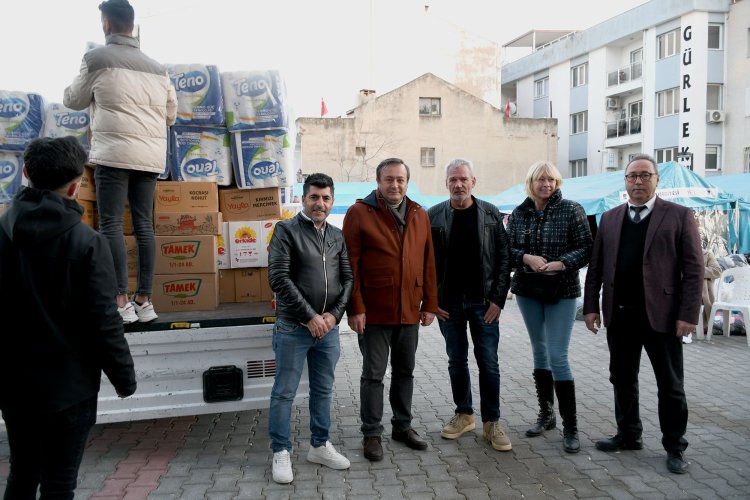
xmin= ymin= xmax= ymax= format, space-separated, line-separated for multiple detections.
xmin=155 ymin=235 xmax=218 ymax=274
xmin=152 ymin=273 xmax=219 ymax=312
xmin=219 ymin=187 xmax=281 ymax=221
xmin=169 ymin=126 xmax=233 ymax=186
xmin=227 ymin=221 xmax=264 ymax=268
xmin=0 ymin=151 xmax=23 ymax=203
xmin=154 ymin=211 xmax=222 ymax=236
xmin=217 ymin=221 xmax=230 ymax=269
xmin=154 ymin=181 xmax=218 ymax=212
xmin=230 ymin=129 xmax=292 ymax=189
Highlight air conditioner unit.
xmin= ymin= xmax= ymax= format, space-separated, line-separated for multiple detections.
xmin=706 ymin=109 xmax=725 ymax=123
xmin=606 ymin=97 xmax=620 ymax=109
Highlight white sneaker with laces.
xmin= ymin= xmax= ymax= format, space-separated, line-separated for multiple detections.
xmin=134 ymin=300 xmax=158 ymax=323
xmin=118 ymin=302 xmax=138 ymax=324
xmin=272 ymin=450 xmax=293 ymax=484
xmin=307 ymin=441 xmax=351 ymax=470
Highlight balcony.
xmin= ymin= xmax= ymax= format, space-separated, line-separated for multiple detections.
xmin=604 ymin=115 xmax=642 ymax=148
xmin=606 ymin=62 xmax=642 ymax=97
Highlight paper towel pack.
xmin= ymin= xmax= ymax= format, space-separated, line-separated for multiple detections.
xmin=0 ymin=151 xmax=23 ymax=202
xmin=41 ymin=103 xmax=90 ymax=149
xmin=0 ymin=91 xmax=45 ymax=152
xmin=230 ymin=129 xmax=292 ymax=189
xmin=170 ymin=126 xmax=233 ymax=186
xmin=167 ymin=64 xmax=225 ymax=126
xmin=221 ymin=70 xmax=287 ymax=132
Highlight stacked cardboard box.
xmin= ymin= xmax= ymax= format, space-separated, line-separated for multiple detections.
xmin=151 ymin=181 xmax=220 ymax=312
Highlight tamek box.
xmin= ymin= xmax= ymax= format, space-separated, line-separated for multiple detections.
xmin=154 ymin=235 xmax=218 ymax=274
xmin=152 ymin=273 xmax=219 ymax=312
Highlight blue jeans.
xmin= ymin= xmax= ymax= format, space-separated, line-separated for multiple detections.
xmin=516 ymin=296 xmax=577 ymax=381
xmin=94 ymin=165 xmax=158 ymax=296
xmin=269 ymin=319 xmax=340 ymax=452
xmin=2 ymin=396 xmax=97 ymax=500
xmin=437 ymin=299 xmax=500 ymax=422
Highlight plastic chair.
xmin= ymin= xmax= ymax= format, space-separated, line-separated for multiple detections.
xmin=707 ymin=266 xmax=750 ymax=346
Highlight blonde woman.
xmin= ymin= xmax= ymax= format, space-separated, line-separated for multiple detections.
xmin=507 ymin=161 xmax=592 ymax=453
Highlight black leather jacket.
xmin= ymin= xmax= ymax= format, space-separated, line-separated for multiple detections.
xmin=428 ymin=197 xmax=511 ymax=308
xmin=268 ymin=213 xmax=353 ymax=324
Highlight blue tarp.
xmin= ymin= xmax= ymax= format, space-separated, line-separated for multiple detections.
xmin=708 ymin=173 xmax=750 ymax=254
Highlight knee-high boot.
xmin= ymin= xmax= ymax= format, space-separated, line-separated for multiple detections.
xmin=554 ymin=380 xmax=580 ymax=453
xmin=526 ymin=369 xmax=556 ymax=437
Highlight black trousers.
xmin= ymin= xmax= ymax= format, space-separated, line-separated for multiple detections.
xmin=358 ymin=323 xmax=419 ymax=437
xmin=2 ymin=396 xmax=97 ymax=500
xmin=607 ymin=307 xmax=688 ymax=453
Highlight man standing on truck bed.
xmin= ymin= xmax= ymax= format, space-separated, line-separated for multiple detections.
xmin=64 ymin=0 xmax=177 ymax=324
xmin=267 ymin=173 xmax=354 ymax=484
xmin=0 ymin=137 xmax=137 ymax=499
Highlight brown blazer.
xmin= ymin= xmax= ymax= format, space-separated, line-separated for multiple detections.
xmin=343 ymin=190 xmax=438 ymax=325
xmin=583 ymin=197 xmax=704 ymax=333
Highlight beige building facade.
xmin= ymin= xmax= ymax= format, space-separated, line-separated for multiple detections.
xmin=296 ymin=73 xmax=557 ymax=196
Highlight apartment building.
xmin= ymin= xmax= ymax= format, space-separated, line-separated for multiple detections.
xmin=501 ymin=0 xmax=750 ymax=177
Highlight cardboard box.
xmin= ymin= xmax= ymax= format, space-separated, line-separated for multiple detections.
xmin=219 ymin=187 xmax=281 ymax=221
xmin=125 ymin=235 xmax=137 ymax=277
xmin=123 ymin=202 xmax=133 ymax=235
xmin=260 ymin=267 xmax=273 ymax=301
xmin=78 ymin=199 xmax=96 ymax=229
xmin=228 ymin=221 xmax=264 ymax=268
xmin=217 ymin=222 xmax=230 ymax=269
xmin=260 ymin=219 xmax=278 ymax=267
xmin=280 ymin=203 xmax=303 ymax=220
xmin=154 ymin=235 xmax=218 ymax=274
xmin=235 ymin=267 xmax=262 ymax=303
xmin=154 ymin=211 xmax=222 ymax=236
xmin=218 ymin=269 xmax=236 ymax=303
xmin=127 ymin=277 xmax=137 ymax=297
xmin=154 ymin=181 xmax=219 ymax=212
xmin=78 ymin=164 xmax=96 ymax=201
xmin=152 ymin=273 xmax=219 ymax=312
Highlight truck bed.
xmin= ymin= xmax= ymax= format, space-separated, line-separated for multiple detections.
xmin=125 ymin=301 xmax=276 ymax=332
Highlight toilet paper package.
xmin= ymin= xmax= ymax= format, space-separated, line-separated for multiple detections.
xmin=170 ymin=126 xmax=233 ymax=186
xmin=0 ymin=151 xmax=23 ymax=202
xmin=230 ymin=129 xmax=292 ymax=189
xmin=167 ymin=64 xmax=225 ymax=126
xmin=41 ymin=103 xmax=90 ymax=149
xmin=221 ymin=71 xmax=287 ymax=132
xmin=0 ymin=91 xmax=45 ymax=151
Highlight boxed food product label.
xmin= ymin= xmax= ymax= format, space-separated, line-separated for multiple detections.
xmin=154 ymin=235 xmax=218 ymax=274
xmin=219 ymin=187 xmax=281 ymax=221
xmin=228 ymin=221 xmax=264 ymax=268
xmin=153 ymin=212 xmax=222 ymax=236
xmin=154 ymin=181 xmax=218 ymax=212
xmin=217 ymin=222 xmax=230 ymax=269
xmin=152 ymin=273 xmax=219 ymax=312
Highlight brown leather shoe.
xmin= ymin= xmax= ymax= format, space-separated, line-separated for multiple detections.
xmin=363 ymin=436 xmax=383 ymax=461
xmin=391 ymin=428 xmax=428 ymax=450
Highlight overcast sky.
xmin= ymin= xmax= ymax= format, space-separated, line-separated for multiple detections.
xmin=5 ymin=0 xmax=649 ymax=119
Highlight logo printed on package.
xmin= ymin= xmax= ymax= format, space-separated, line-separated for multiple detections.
xmin=54 ymin=112 xmax=89 ymax=129
xmin=0 ymin=97 xmax=27 ymax=121
xmin=182 ymin=156 xmax=218 ymax=177
xmin=0 ymin=160 xmax=19 ymax=194
xmin=234 ymin=226 xmax=257 ymax=243
xmin=158 ymin=188 xmax=181 ymax=206
xmin=173 ymin=70 xmax=208 ymax=94
xmin=161 ymin=240 xmax=201 ymax=260
xmin=162 ymin=278 xmax=202 ymax=298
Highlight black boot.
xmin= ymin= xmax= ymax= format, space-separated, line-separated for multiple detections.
xmin=555 ymin=380 xmax=580 ymax=453
xmin=526 ymin=369 xmax=556 ymax=437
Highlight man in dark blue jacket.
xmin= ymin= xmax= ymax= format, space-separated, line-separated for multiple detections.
xmin=0 ymin=136 xmax=136 ymax=499
xmin=267 ymin=173 xmax=353 ymax=484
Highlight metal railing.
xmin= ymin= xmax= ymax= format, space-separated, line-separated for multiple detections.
xmin=607 ymin=62 xmax=642 ymax=87
xmin=606 ymin=116 xmax=642 ymax=139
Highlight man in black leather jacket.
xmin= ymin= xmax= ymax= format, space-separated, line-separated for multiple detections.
xmin=428 ymin=158 xmax=512 ymax=452
xmin=267 ymin=173 xmax=353 ymax=484
xmin=0 ymin=137 xmax=136 ymax=499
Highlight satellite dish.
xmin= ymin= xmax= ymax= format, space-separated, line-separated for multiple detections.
xmin=509 ymin=102 xmax=517 ymax=115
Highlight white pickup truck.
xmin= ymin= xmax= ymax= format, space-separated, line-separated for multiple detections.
xmin=96 ymin=302 xmax=298 ymax=423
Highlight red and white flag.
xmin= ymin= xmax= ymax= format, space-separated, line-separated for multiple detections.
xmin=505 ymin=99 xmax=511 ymax=118
xmin=321 ymin=98 xmax=328 ymax=117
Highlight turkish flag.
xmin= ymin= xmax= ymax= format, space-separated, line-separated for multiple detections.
xmin=505 ymin=99 xmax=511 ymax=118
xmin=321 ymin=98 xmax=328 ymax=117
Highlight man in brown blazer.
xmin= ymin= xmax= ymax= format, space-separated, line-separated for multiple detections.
xmin=343 ymin=158 xmax=438 ymax=461
xmin=583 ymin=154 xmax=703 ymax=474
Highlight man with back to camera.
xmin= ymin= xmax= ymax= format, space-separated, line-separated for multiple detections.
xmin=0 ymin=136 xmax=137 ymax=499
xmin=428 ymin=158 xmax=513 ymax=451
xmin=64 ymin=0 xmax=177 ymax=324
xmin=342 ymin=157 xmax=438 ymax=461
xmin=583 ymin=154 xmax=703 ymax=474
xmin=267 ymin=173 xmax=354 ymax=484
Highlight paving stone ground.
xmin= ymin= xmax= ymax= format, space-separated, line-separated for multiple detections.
xmin=1 ymin=299 xmax=749 ymax=499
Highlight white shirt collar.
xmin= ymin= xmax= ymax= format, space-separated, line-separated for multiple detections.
xmin=300 ymin=210 xmax=327 ymax=232
xmin=628 ymin=195 xmax=656 ymax=212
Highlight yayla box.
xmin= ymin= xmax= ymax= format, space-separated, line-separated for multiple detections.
xmin=78 ymin=164 xmax=96 ymax=201
xmin=227 ymin=221 xmax=263 ymax=268
xmin=153 ymin=211 xmax=222 ymax=236
xmin=217 ymin=221 xmax=230 ymax=269
xmin=219 ymin=187 xmax=281 ymax=221
xmin=154 ymin=181 xmax=219 ymax=212
xmin=154 ymin=235 xmax=218 ymax=274
xmin=152 ymin=273 xmax=219 ymax=312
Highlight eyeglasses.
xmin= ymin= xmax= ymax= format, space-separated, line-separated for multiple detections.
xmin=624 ymin=172 xmax=655 ymax=182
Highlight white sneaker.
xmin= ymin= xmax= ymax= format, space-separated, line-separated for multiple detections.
xmin=117 ymin=302 xmax=138 ymax=324
xmin=272 ymin=450 xmax=293 ymax=484
xmin=307 ymin=441 xmax=350 ymax=470
xmin=134 ymin=300 xmax=158 ymax=323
